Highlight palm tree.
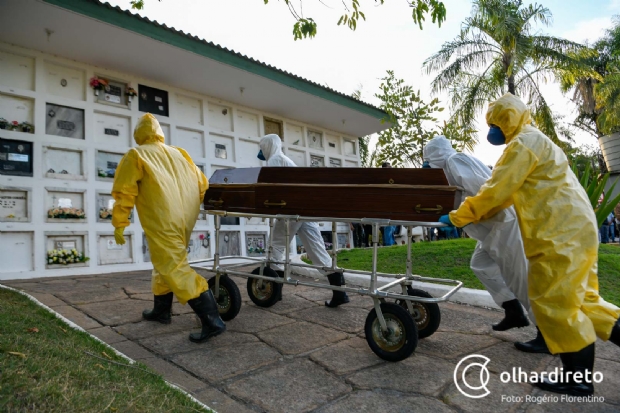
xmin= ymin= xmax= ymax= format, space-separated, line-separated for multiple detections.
xmin=560 ymin=17 xmax=620 ymax=138
xmin=423 ymin=0 xmax=593 ymax=147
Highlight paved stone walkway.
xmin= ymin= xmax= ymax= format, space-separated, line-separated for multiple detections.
xmin=4 ymin=270 xmax=620 ymax=413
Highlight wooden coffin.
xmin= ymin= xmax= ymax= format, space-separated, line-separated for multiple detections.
xmin=203 ymin=167 xmax=461 ymax=222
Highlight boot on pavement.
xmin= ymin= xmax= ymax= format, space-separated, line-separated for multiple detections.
xmin=492 ymin=299 xmax=530 ymax=331
xmin=187 ymin=290 xmax=226 ymax=343
xmin=142 ymin=292 xmax=173 ymax=324
xmin=325 ymin=272 xmax=350 ymax=308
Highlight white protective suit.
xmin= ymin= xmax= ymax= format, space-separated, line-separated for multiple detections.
xmin=259 ymin=134 xmax=332 ymax=272
xmin=423 ymin=136 xmax=534 ymax=322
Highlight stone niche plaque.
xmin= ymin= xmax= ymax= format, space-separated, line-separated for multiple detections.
xmin=246 ymin=232 xmax=267 ymax=257
xmin=326 ymin=134 xmax=341 ymax=155
xmin=285 ymin=123 xmax=304 ymax=146
xmin=218 ymin=231 xmax=240 ymax=257
xmin=237 ymin=140 xmax=260 ymax=167
xmin=345 ymin=160 xmax=358 ymax=167
xmin=45 ymin=232 xmax=89 ymax=269
xmin=286 ymin=149 xmax=306 ymax=167
xmin=45 ymin=61 xmax=85 ymax=101
xmin=97 ymin=232 xmax=133 ymax=265
xmin=46 ymin=103 xmax=85 ymax=140
xmin=187 ymin=231 xmax=211 ymax=262
xmin=176 ymin=94 xmax=203 ymax=126
xmin=337 ymin=232 xmax=350 ymax=249
xmin=264 ymin=117 xmax=283 ymax=139
xmin=344 ymin=139 xmax=357 ymax=156
xmin=97 ymin=192 xmax=133 ymax=223
xmin=138 ymin=84 xmax=169 ymax=117
xmin=308 ymin=130 xmax=324 ymax=149
xmin=0 ymin=93 xmax=34 ymax=125
xmin=94 ymin=112 xmax=131 ymax=147
xmin=329 ymin=158 xmax=342 ymax=168
xmin=0 ymin=187 xmax=30 ymax=222
xmin=0 ymin=138 xmax=33 ymax=176
xmin=43 ymin=146 xmax=85 ymax=180
xmin=0 ymin=231 xmax=34 ymax=273
xmin=207 ymin=102 xmax=233 ymax=131
xmin=96 ymin=150 xmax=124 ymax=181
xmin=236 ymin=110 xmax=259 ymax=138
xmin=310 ymin=154 xmax=325 ymax=168
xmin=176 ymin=128 xmax=204 ymax=159
xmin=0 ymin=50 xmax=35 ymax=91
xmin=95 ymin=77 xmax=126 ymax=106
xmin=45 ymin=188 xmax=87 ymax=223
xmin=210 ymin=133 xmax=234 ymax=162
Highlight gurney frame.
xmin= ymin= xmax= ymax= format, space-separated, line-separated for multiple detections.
xmin=190 ymin=210 xmax=463 ymax=362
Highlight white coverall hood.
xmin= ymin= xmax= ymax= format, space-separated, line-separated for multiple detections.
xmin=423 ymin=135 xmax=457 ymax=169
xmin=259 ymin=134 xmax=296 ymax=167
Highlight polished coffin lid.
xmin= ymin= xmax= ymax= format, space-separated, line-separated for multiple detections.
xmin=204 ymin=167 xmax=460 ymax=221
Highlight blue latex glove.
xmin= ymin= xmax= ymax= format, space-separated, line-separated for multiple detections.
xmin=439 ymin=214 xmax=454 ymax=227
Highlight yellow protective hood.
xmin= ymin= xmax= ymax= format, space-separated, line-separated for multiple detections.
xmin=134 ymin=113 xmax=165 ymax=145
xmin=486 ymin=93 xmax=532 ymax=143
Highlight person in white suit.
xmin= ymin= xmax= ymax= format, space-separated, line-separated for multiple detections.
xmin=257 ymin=134 xmax=349 ymax=307
xmin=423 ymin=135 xmax=548 ymax=353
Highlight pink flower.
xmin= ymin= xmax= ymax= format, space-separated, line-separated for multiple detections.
xmin=12 ymin=121 xmax=18 ymax=126
xmin=199 ymin=234 xmax=205 ymax=240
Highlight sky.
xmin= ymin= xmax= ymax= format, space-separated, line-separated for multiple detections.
xmin=105 ymin=0 xmax=620 ymax=165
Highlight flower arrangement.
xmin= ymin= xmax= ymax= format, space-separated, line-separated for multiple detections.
xmin=98 ymin=168 xmax=116 ymax=178
xmin=126 ymin=85 xmax=137 ymax=97
xmin=48 ymin=207 xmax=86 ymax=219
xmin=89 ymin=76 xmax=109 ymax=95
xmin=47 ymin=248 xmax=90 ymax=265
xmin=9 ymin=120 xmax=20 ymax=131
xmin=21 ymin=121 xmax=33 ymax=133
xmin=99 ymin=207 xmax=112 ymax=220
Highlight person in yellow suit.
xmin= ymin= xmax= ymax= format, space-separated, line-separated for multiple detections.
xmin=445 ymin=94 xmax=620 ymax=396
xmin=112 ymin=113 xmax=225 ymax=343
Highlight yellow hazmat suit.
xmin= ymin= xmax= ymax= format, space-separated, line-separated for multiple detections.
xmin=112 ymin=113 xmax=209 ymax=305
xmin=449 ymin=94 xmax=620 ymax=354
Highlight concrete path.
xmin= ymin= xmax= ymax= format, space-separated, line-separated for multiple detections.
xmin=4 ymin=270 xmax=620 ymax=413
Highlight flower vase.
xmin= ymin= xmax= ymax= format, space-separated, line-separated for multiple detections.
xmin=94 ymin=89 xmax=100 ymax=97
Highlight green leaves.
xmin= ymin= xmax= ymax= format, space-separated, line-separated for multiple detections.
xmin=571 ymin=159 xmax=620 ymax=227
xmin=373 ymin=71 xmax=476 ymax=167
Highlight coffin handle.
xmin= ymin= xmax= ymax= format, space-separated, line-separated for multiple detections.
xmin=414 ymin=204 xmax=443 ymax=214
xmin=208 ymin=199 xmax=224 ymax=207
xmin=264 ymin=200 xmax=287 ymax=208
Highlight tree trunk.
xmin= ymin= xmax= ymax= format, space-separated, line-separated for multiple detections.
xmin=508 ymin=75 xmax=516 ymax=95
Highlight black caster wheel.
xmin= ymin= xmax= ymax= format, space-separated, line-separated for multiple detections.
xmin=247 ymin=267 xmax=283 ymax=308
xmin=207 ymin=275 xmax=242 ymax=321
xmin=364 ymin=302 xmax=418 ymax=362
xmin=396 ymin=287 xmax=441 ymax=339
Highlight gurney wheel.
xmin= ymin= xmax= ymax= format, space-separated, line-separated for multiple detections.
xmin=396 ymin=288 xmax=441 ymax=339
xmin=247 ymin=267 xmax=283 ymax=308
xmin=207 ymin=275 xmax=242 ymax=321
xmin=365 ymin=303 xmax=418 ymax=362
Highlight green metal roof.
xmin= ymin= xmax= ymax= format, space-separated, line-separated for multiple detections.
xmin=43 ymin=0 xmax=387 ymax=121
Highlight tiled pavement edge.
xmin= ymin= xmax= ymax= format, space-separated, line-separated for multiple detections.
xmin=3 ymin=269 xmax=620 ymax=413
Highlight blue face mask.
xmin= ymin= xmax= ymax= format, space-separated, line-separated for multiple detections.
xmin=257 ymin=150 xmax=266 ymax=161
xmin=422 ymin=161 xmax=431 ymax=169
xmin=487 ymin=125 xmax=506 ymax=146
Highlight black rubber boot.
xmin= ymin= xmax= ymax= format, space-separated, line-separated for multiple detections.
xmin=325 ymin=272 xmax=350 ymax=308
xmin=492 ymin=299 xmax=530 ymax=331
xmin=609 ymin=317 xmax=620 ymax=347
xmin=537 ymin=343 xmax=595 ymax=396
xmin=187 ymin=290 xmax=226 ymax=343
xmin=514 ymin=327 xmax=551 ymax=354
xmin=142 ymin=292 xmax=173 ymax=324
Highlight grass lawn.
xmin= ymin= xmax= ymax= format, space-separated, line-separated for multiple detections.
xmin=336 ymin=239 xmax=620 ymax=307
xmin=0 ymin=288 xmax=212 ymax=413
